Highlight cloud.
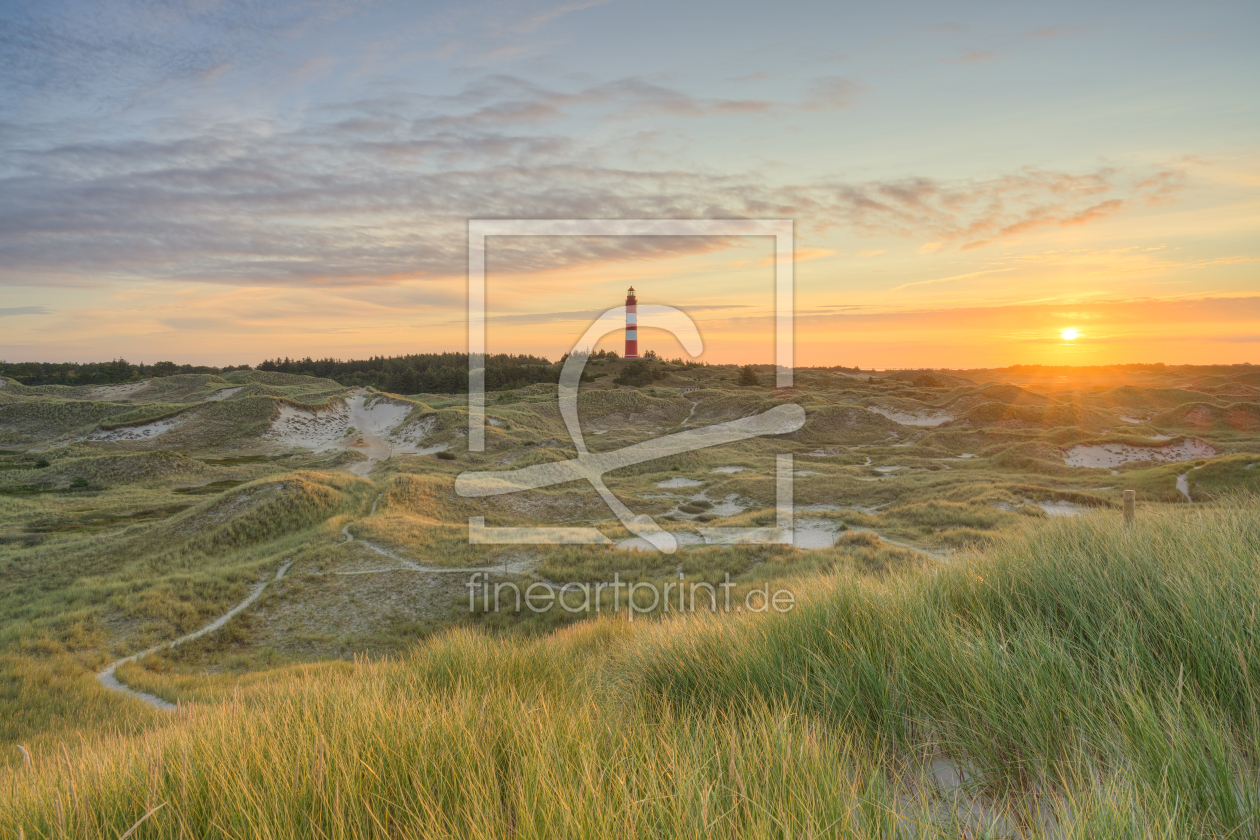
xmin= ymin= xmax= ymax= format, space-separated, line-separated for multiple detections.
xmin=0 ymin=305 xmax=52 ymax=317
xmin=506 ymin=0 xmax=610 ymax=35
xmin=450 ymin=301 xmax=751 ymax=327
xmin=1027 ymin=26 xmax=1083 ymax=39
xmin=0 ymin=77 xmax=1186 ymax=288
xmin=946 ymin=50 xmax=998 ymax=65
xmin=801 ymin=77 xmax=865 ymax=110
xmin=756 ymin=248 xmax=834 ymax=267
xmin=817 ymin=167 xmax=1185 ymax=251
xmin=407 ymin=73 xmax=858 ymax=128
xmin=0 ymin=0 xmax=354 ymax=111
xmin=887 ymin=268 xmax=1018 ymax=293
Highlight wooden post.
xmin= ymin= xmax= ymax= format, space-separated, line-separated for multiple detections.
xmin=1123 ymin=490 xmax=1135 ymax=526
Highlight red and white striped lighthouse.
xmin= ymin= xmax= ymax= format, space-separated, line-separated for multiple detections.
xmin=624 ymin=286 xmax=639 ymax=359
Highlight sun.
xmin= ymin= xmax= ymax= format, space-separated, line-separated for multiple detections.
xmin=1060 ymin=328 xmax=1080 ymax=341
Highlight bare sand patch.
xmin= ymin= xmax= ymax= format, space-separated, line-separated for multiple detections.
xmin=388 ymin=415 xmax=437 ymax=446
xmin=712 ymin=465 xmax=747 ymax=473
xmin=616 ymin=533 xmax=705 ymax=551
xmin=355 ymin=397 xmax=414 ymax=440
xmin=261 ymin=396 xmax=435 ymax=474
xmin=1036 ymin=500 xmax=1086 ymax=517
xmin=86 ymin=381 xmax=152 ymax=401
xmin=349 ymin=397 xmax=445 ymax=473
xmin=702 ymin=493 xmax=747 ymax=518
xmin=656 ymin=477 xmax=703 ymax=488
xmin=791 ymin=518 xmax=842 ymax=549
xmin=204 ymin=386 xmax=243 ymax=401
xmin=867 ymin=407 xmax=955 ymax=427
xmin=1062 ymin=438 xmax=1215 ymax=468
xmin=263 ymin=402 xmax=351 ymax=450
xmin=89 ymin=415 xmax=185 ymax=441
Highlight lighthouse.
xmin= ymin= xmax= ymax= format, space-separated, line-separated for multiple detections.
xmin=624 ymin=286 xmax=639 ymax=359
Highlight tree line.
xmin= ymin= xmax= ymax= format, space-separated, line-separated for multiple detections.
xmin=256 ymin=353 xmax=559 ymax=393
xmin=1 ymin=351 xmax=726 ymax=394
xmin=0 ymin=359 xmax=248 ymax=386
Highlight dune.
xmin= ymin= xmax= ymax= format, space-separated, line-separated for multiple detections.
xmin=1062 ymin=438 xmax=1215 ymax=468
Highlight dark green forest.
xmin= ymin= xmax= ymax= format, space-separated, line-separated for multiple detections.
xmin=0 ymin=359 xmax=245 ymax=387
xmin=0 ymin=353 xmax=563 ymax=394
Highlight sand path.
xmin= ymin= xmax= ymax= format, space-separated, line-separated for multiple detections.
xmin=680 ymin=398 xmax=700 ymax=428
xmin=335 ymin=497 xmax=534 ymax=575
xmin=97 ymin=561 xmax=292 ymax=710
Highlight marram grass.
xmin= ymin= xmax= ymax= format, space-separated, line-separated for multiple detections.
xmin=5 ymin=496 xmax=1260 ymax=837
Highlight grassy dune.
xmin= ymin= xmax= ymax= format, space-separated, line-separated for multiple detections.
xmin=3 ymin=364 xmax=1260 ymax=836
xmin=4 ymin=496 xmax=1259 ymax=837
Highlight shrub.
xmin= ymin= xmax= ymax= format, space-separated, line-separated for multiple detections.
xmin=436 ymin=451 xmax=457 ymax=461
xmin=613 ymin=361 xmax=666 ymax=387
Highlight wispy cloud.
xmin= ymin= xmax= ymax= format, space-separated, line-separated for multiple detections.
xmin=0 ymin=46 xmax=1188 ymax=291
xmin=1027 ymin=25 xmax=1084 ymax=39
xmin=0 ymin=305 xmax=52 ymax=317
xmin=820 ymin=167 xmax=1185 ymax=251
xmin=801 ymin=77 xmax=865 ymax=110
xmin=888 ymin=269 xmax=1014 ymax=293
xmin=505 ymin=0 xmax=610 ymax=35
xmin=946 ymin=49 xmax=997 ymax=65
xmin=0 ymin=0 xmax=354 ymax=110
xmin=756 ymin=248 xmax=834 ymax=267
xmin=0 ymin=101 xmax=1185 ymax=288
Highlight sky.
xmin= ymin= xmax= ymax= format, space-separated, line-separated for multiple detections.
xmin=0 ymin=0 xmax=1257 ymax=369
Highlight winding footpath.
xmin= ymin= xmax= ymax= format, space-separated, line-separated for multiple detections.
xmin=336 ymin=521 xmax=535 ymax=576
xmin=97 ymin=498 xmax=535 ymax=709
xmin=97 ymin=561 xmax=292 ymax=710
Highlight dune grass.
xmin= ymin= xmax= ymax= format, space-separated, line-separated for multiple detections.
xmin=3 ymin=368 xmax=1260 ymax=835
xmin=2 ymin=496 xmax=1258 ymax=837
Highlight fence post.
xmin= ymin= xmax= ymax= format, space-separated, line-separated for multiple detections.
xmin=1123 ymin=490 xmax=1135 ymax=526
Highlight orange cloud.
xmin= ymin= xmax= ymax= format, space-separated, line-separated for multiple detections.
xmin=756 ymin=248 xmax=834 ymax=267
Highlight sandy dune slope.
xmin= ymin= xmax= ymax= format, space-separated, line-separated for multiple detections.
xmin=261 ymin=394 xmax=445 ymax=474
xmin=85 ymin=381 xmax=152 ymax=401
xmin=867 ymin=406 xmax=955 ymax=427
xmin=89 ymin=415 xmax=186 ymax=441
xmin=1063 ymin=438 xmax=1216 ymax=468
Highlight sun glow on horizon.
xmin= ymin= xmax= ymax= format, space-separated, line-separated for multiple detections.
xmin=1061 ymin=328 xmax=1080 ymax=341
